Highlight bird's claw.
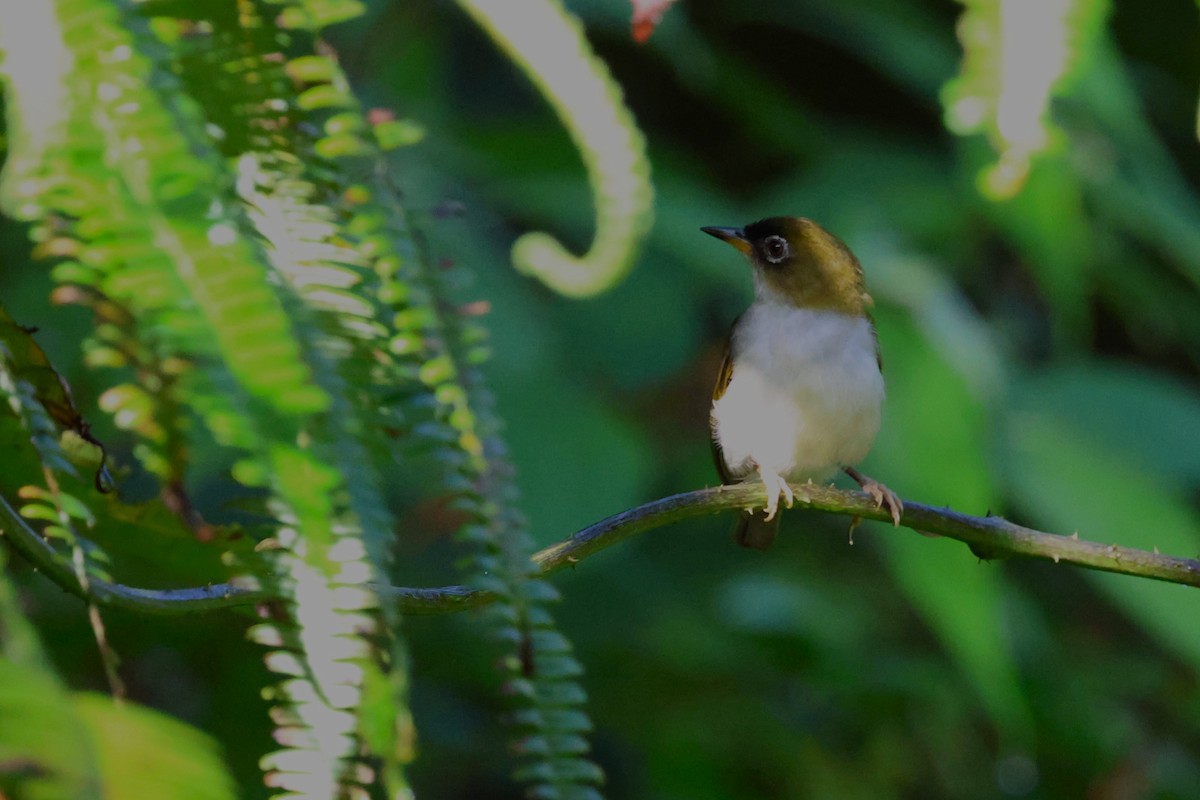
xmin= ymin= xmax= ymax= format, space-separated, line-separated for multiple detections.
xmin=758 ymin=466 xmax=793 ymax=522
xmin=844 ymin=467 xmax=902 ymax=526
xmin=863 ymin=480 xmax=903 ymax=526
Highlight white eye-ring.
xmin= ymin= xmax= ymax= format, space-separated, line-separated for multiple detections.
xmin=762 ymin=235 xmax=789 ymax=264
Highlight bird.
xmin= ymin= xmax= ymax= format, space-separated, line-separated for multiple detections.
xmin=703 ymin=216 xmax=903 ymax=550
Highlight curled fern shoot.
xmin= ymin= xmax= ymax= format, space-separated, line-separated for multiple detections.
xmin=942 ymin=0 xmax=1109 ymax=198
xmin=456 ymin=0 xmax=654 ymax=298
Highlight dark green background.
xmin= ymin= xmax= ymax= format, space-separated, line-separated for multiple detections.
xmin=5 ymin=0 xmax=1200 ymax=797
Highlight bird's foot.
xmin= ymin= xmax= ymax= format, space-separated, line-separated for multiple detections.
xmin=845 ymin=467 xmax=903 ymax=526
xmin=757 ymin=465 xmax=794 ymax=522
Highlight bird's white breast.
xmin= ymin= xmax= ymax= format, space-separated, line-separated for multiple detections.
xmin=711 ymin=304 xmax=884 ymax=483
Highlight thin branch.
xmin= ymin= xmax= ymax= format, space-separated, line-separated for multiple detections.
xmin=3 ymin=484 xmax=1198 ymax=617
xmin=0 ymin=492 xmax=267 ymax=612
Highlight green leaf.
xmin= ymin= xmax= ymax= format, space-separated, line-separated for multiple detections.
xmin=314 ymin=133 xmax=372 ymax=159
xmin=1013 ymin=362 xmax=1200 ymax=489
xmin=0 ymin=661 xmax=101 ymax=800
xmin=0 ymin=304 xmax=98 ymax=445
xmin=285 ymin=55 xmax=338 ymax=84
xmin=373 ymin=119 xmax=426 ymax=151
xmin=294 ymin=0 xmax=367 ymax=29
xmin=298 ymin=84 xmax=355 ymax=111
xmin=74 ymin=693 xmax=237 ymax=800
xmin=871 ymin=308 xmax=1033 ymax=743
xmin=17 ymin=502 xmax=62 ymax=523
xmin=998 ymin=392 xmax=1200 ymax=668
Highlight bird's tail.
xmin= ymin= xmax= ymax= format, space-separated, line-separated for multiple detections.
xmin=733 ymin=511 xmax=780 ymax=551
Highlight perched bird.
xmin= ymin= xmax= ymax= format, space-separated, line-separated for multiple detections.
xmin=703 ymin=217 xmax=902 ymax=550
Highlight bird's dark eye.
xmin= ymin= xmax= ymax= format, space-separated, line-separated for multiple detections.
xmin=762 ymin=235 xmax=789 ymax=264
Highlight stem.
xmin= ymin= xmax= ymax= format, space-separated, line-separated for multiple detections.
xmin=4 ymin=484 xmax=1198 ymax=616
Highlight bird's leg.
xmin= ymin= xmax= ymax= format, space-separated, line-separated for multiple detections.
xmin=756 ymin=462 xmax=794 ymax=522
xmin=844 ymin=466 xmax=903 ymax=526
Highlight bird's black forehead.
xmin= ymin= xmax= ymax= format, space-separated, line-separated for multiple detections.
xmin=742 ymin=217 xmax=796 ymax=242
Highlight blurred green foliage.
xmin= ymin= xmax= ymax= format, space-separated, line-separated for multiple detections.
xmin=3 ymin=0 xmax=1200 ymax=798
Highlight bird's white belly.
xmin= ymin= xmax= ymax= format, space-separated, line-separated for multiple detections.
xmin=712 ymin=306 xmax=884 ymax=483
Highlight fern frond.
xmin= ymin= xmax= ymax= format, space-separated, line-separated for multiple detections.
xmin=447 ymin=333 xmax=606 ymax=800
xmin=140 ymin=3 xmax=416 ymax=795
xmin=4 ymin=1 xmax=612 ymax=795
xmin=0 ymin=308 xmax=123 ymax=696
xmin=942 ymin=0 xmax=1110 ymax=198
xmin=456 ymin=0 xmax=654 ymax=298
xmin=237 ymin=7 xmax=607 ymax=791
xmin=307 ymin=56 xmax=607 ymax=794
xmin=5 ymin=1 xmax=410 ymax=795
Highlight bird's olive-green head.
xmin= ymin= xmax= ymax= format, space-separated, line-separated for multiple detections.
xmin=702 ymin=216 xmax=872 ymax=314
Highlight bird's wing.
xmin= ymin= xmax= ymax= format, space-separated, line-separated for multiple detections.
xmin=868 ymin=310 xmax=883 ymax=371
xmin=710 ymin=335 xmax=736 ymax=484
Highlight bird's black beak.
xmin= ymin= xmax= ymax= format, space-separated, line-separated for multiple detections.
xmin=701 ymin=226 xmax=751 ymax=255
